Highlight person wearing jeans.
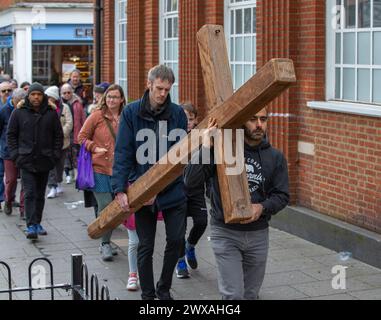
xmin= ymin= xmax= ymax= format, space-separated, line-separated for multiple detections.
xmin=78 ymin=84 xmax=125 ymax=261
xmin=44 ymin=86 xmax=73 ymax=199
xmin=123 ymin=214 xmax=140 ymax=291
xmin=0 ymin=89 xmax=25 ymax=215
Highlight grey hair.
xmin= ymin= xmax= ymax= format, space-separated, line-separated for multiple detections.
xmin=0 ymin=81 xmax=11 ymax=89
xmin=12 ymin=88 xmax=27 ymax=100
xmin=70 ymin=69 xmax=81 ymax=76
xmin=61 ymin=83 xmax=73 ymax=93
xmin=148 ymin=64 xmax=175 ymax=84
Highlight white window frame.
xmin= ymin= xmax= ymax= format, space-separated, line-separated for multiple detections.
xmin=310 ymin=0 xmax=381 ymax=118
xmin=224 ymin=0 xmax=257 ymax=91
xmin=115 ymin=0 xmax=128 ymax=97
xmin=159 ymin=0 xmax=179 ymax=103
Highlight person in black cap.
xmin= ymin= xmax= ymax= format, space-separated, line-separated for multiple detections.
xmin=87 ymin=82 xmax=110 ymax=115
xmin=7 ymin=82 xmax=63 ymax=240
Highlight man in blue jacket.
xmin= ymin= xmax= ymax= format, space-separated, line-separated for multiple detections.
xmin=184 ymin=108 xmax=289 ymax=300
xmin=112 ymin=65 xmax=188 ymax=300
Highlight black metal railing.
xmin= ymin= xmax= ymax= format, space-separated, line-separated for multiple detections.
xmin=0 ymin=254 xmax=117 ymax=300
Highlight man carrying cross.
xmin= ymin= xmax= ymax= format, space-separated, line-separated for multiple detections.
xmin=184 ymin=108 xmax=289 ymax=300
xmin=111 ymin=64 xmax=188 ymax=300
xmin=88 ymin=26 xmax=295 ymax=300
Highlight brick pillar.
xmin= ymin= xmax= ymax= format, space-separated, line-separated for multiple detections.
xmin=127 ymin=0 xmax=146 ymax=100
xmin=178 ymin=0 xmax=224 ymax=122
xmin=257 ymin=0 xmax=326 ymax=205
xmin=204 ymin=0 xmax=224 ymax=25
xmin=257 ymin=0 xmax=298 ymax=203
xmin=144 ymin=0 xmax=159 ymax=80
xmin=101 ymin=0 xmax=115 ymax=83
xmin=179 ymin=0 xmax=206 ymax=120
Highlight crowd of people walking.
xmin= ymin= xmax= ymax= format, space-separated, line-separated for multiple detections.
xmin=0 ymin=64 xmax=289 ymax=300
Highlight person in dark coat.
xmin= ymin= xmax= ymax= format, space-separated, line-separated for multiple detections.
xmin=0 ymin=89 xmax=26 ymax=217
xmin=7 ymin=82 xmax=63 ymax=240
xmin=112 ymin=65 xmax=188 ymax=300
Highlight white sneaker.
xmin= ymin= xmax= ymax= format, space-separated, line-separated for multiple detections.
xmin=65 ymin=175 xmax=71 ymax=184
xmin=47 ymin=187 xmax=57 ymax=199
xmin=126 ymin=272 xmax=139 ymax=291
xmin=56 ymin=184 xmax=63 ymax=195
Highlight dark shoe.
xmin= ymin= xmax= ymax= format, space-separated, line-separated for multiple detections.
xmin=156 ymin=291 xmax=174 ymax=300
xmin=156 ymin=283 xmax=174 ymax=300
xmin=26 ymin=225 xmax=38 ymax=240
xmin=35 ymin=224 xmax=47 ymax=236
xmin=185 ymin=244 xmax=198 ymax=269
xmin=176 ymin=259 xmax=190 ymax=279
xmin=13 ymin=201 xmax=20 ymax=208
xmin=4 ymin=202 xmax=12 ymax=215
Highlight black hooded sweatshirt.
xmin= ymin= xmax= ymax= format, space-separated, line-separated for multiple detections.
xmin=184 ymin=139 xmax=289 ymax=231
xmin=7 ymin=95 xmax=63 ymax=172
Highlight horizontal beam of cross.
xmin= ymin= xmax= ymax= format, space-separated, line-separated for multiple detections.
xmin=88 ymin=58 xmax=296 ymax=239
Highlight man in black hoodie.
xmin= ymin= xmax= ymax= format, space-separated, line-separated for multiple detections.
xmin=184 ymin=108 xmax=289 ymax=300
xmin=7 ymin=82 xmax=63 ymax=240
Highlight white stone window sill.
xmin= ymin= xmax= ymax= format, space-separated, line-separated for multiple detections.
xmin=307 ymin=101 xmax=381 ymax=118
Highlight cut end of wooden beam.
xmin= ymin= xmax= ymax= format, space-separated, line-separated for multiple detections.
xmin=269 ymin=58 xmax=296 ymax=83
xmin=196 ymin=24 xmax=224 ymax=39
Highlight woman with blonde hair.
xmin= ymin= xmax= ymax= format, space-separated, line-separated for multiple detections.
xmin=78 ymin=84 xmax=125 ymax=261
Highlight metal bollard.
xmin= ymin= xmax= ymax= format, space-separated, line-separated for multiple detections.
xmin=71 ymin=254 xmax=83 ymax=300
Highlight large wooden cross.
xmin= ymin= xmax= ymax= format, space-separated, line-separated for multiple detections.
xmin=88 ymin=25 xmax=296 ymax=239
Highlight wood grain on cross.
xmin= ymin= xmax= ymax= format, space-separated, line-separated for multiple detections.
xmin=87 ymin=25 xmax=296 ymax=239
xmin=197 ymin=25 xmax=252 ymax=223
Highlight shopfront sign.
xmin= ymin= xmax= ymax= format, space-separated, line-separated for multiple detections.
xmin=0 ymin=36 xmax=13 ymax=48
xmin=32 ymin=24 xmax=93 ymax=41
xmin=75 ymin=28 xmax=93 ymax=38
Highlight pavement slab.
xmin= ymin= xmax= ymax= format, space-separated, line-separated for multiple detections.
xmin=0 ymin=182 xmax=380 ymax=300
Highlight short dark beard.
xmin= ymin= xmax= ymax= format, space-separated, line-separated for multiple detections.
xmin=244 ymin=126 xmax=263 ymax=146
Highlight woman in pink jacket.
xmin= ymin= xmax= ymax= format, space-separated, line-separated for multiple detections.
xmin=78 ymin=84 xmax=125 ymax=261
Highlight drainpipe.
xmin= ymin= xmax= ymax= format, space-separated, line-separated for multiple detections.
xmin=94 ymin=0 xmax=102 ymax=84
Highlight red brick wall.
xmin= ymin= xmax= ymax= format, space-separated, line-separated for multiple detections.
xmin=311 ymin=113 xmax=381 ymax=232
xmin=126 ymin=0 xmax=145 ymax=100
xmin=96 ymin=0 xmax=381 ymax=233
xmin=292 ymin=0 xmax=326 ymax=210
xmin=126 ymin=0 xmax=159 ymax=100
xmin=99 ymin=0 xmax=115 ymax=84
xmin=143 ymin=0 xmax=159 ymax=90
xmin=204 ymin=0 xmax=224 ymax=25
xmin=179 ymin=0 xmax=205 ymax=120
xmin=178 ymin=0 xmax=224 ymax=122
xmin=0 ymin=0 xmax=14 ymax=10
xmin=257 ymin=0 xmax=381 ymax=233
xmin=257 ymin=0 xmax=299 ymax=202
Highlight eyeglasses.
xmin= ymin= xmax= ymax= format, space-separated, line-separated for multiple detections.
xmin=1 ymin=89 xmax=12 ymax=93
xmin=251 ymin=116 xmax=269 ymax=123
xmin=106 ymin=95 xmax=121 ymax=100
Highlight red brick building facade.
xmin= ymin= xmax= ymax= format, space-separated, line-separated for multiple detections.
xmin=95 ymin=0 xmax=381 ymax=234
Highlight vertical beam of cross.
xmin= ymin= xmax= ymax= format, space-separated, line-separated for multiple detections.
xmin=197 ymin=24 xmax=252 ymax=223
